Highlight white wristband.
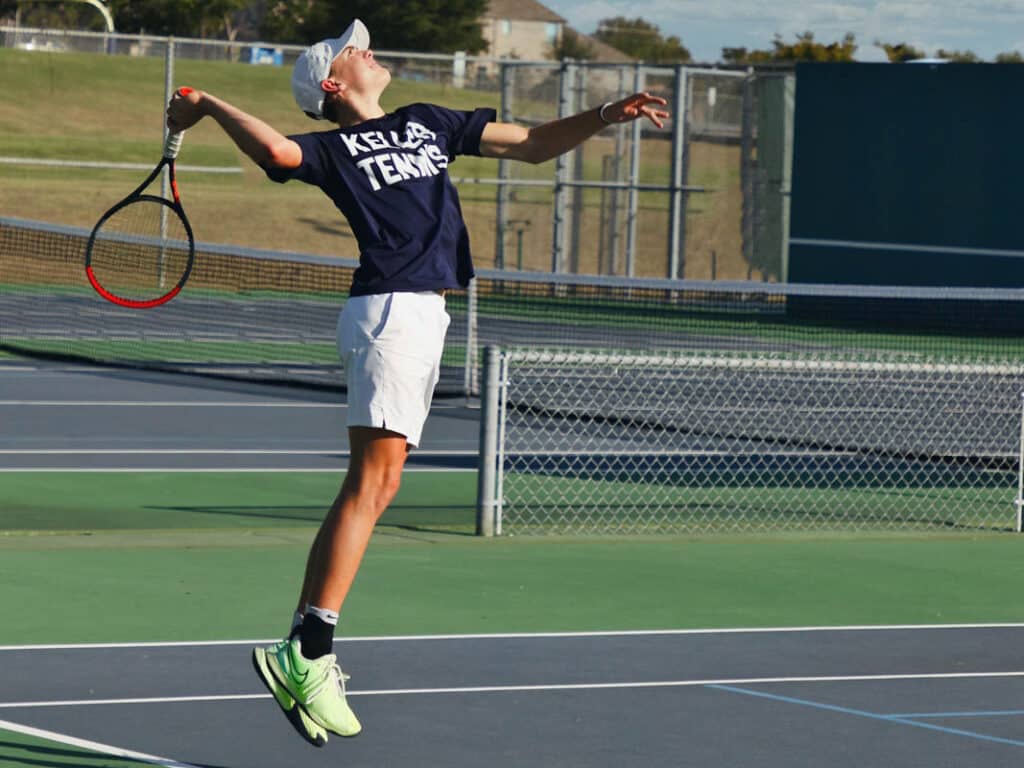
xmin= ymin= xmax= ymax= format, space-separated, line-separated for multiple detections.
xmin=598 ymin=102 xmax=613 ymax=125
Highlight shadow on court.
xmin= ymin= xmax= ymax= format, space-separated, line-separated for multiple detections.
xmin=143 ymin=503 xmax=476 ymax=533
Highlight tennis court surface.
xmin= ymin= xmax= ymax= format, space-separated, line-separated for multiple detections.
xmin=3 ymin=360 xmax=1023 ymax=766
xmin=3 ymin=626 xmax=1024 ymax=767
xmin=5 ymin=225 xmax=1024 ymax=765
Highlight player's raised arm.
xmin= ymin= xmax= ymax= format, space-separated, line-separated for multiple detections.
xmin=167 ymin=88 xmax=302 ymax=170
xmin=479 ymin=92 xmax=669 ymax=165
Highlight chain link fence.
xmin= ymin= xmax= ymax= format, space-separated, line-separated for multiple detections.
xmin=1 ymin=26 xmax=787 ymax=282
xmin=471 ymin=276 xmax=1024 ymax=536
xmin=482 ymin=347 xmax=1024 ymax=535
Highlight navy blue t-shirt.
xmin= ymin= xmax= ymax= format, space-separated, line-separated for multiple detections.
xmin=264 ymin=103 xmax=496 ymax=296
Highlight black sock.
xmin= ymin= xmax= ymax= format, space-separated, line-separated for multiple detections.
xmin=299 ymin=614 xmax=334 ymax=660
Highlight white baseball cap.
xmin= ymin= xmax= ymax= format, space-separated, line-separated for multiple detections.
xmin=291 ymin=19 xmax=370 ymax=119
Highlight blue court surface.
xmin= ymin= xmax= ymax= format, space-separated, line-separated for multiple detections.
xmin=2 ymin=626 xmax=1024 ymax=767
xmin=0 ymin=361 xmax=480 ymax=471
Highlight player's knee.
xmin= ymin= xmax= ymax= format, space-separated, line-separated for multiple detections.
xmin=341 ymin=465 xmax=402 ymax=516
xmin=376 ymin=469 xmax=402 ymax=512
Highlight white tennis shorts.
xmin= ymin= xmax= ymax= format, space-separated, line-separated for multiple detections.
xmin=337 ymin=291 xmax=450 ymax=447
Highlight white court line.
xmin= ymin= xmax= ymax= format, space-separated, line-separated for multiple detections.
xmin=0 ymin=366 xmax=220 ymax=374
xmin=0 ymin=449 xmax=476 ymax=455
xmin=2 ymin=624 xmax=1023 ymax=651
xmin=0 ymin=400 xmax=345 ymax=407
xmin=0 ymin=400 xmax=465 ymax=408
xmin=0 ymin=468 xmax=472 ymax=473
xmin=0 ymin=718 xmax=203 ymax=768
xmin=4 ymin=671 xmax=1024 ymax=711
xmin=0 ymin=695 xmax=266 ymax=710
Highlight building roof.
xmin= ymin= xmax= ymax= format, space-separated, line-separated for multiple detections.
xmin=483 ymin=0 xmax=565 ymax=24
xmin=570 ymin=28 xmax=634 ymax=62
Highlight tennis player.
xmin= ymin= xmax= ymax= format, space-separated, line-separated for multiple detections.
xmin=167 ymin=18 xmax=668 ymax=746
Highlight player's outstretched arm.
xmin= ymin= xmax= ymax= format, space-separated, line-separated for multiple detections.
xmin=479 ymin=92 xmax=669 ymax=165
xmin=167 ymin=89 xmax=301 ymax=170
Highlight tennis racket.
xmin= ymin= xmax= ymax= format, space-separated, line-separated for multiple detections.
xmin=85 ymin=88 xmax=195 ymax=309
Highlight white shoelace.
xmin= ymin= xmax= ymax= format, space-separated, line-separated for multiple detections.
xmin=333 ymin=663 xmax=351 ymax=696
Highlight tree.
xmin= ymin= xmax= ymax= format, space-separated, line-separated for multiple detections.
xmin=593 ymin=16 xmax=690 ymax=63
xmin=197 ymin=0 xmax=249 ymax=40
xmin=935 ymin=48 xmax=980 ymax=62
xmin=875 ymin=41 xmax=926 ymax=62
xmin=258 ymin=0 xmax=315 ymax=42
xmin=1 ymin=0 xmax=106 ymax=30
xmin=720 ymin=47 xmax=754 ymax=64
xmin=549 ymin=28 xmax=595 ymax=61
xmin=106 ymin=0 xmax=248 ymax=38
xmin=722 ymin=32 xmax=856 ymax=63
xmin=771 ymin=31 xmax=856 ymax=61
xmin=996 ymin=51 xmax=1024 ymax=63
xmin=260 ymin=0 xmax=488 ymax=53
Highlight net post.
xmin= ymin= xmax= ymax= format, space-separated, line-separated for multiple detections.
xmin=475 ymin=345 xmax=502 ymax=536
xmin=1016 ymin=390 xmax=1024 ymax=533
xmin=464 ymin=277 xmax=478 ymax=398
xmin=494 ymin=350 xmax=509 ymax=536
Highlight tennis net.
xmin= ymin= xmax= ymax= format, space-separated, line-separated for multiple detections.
xmin=4 ymin=215 xmax=1024 ymax=402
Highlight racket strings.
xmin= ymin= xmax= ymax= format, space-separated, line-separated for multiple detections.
xmin=89 ymin=198 xmax=191 ymax=302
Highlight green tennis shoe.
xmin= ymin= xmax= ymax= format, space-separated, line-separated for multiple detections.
xmin=252 ymin=642 xmax=329 ymax=747
xmin=254 ymin=636 xmax=362 ymax=739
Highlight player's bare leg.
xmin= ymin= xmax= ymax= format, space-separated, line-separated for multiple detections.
xmin=299 ymin=426 xmax=410 ymax=618
xmin=253 ymin=426 xmax=408 ymax=742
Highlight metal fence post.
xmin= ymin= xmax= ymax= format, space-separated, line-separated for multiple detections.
xmin=452 ymin=50 xmax=466 ymax=88
xmin=740 ymin=68 xmax=756 ymax=273
xmin=667 ymin=64 xmax=688 ymax=279
xmin=475 ymin=346 xmax=501 ymax=536
xmin=158 ymin=36 xmax=175 ymax=288
xmin=494 ymin=62 xmax=513 ymax=271
xmin=569 ymin=64 xmax=587 ymax=274
xmin=625 ymin=63 xmax=645 ymax=278
xmin=161 ymin=37 xmax=175 ymax=201
xmin=552 ymin=59 xmax=575 ymax=273
xmin=606 ymin=66 xmax=628 ymax=276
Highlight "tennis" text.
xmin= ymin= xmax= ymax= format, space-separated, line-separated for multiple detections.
xmin=340 ymin=121 xmax=450 ymax=192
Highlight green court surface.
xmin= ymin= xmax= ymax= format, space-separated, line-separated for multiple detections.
xmin=1 ymin=471 xmax=477 ymax=533
xmin=499 ymin=474 xmax=1018 ymax=533
xmin=2 ymin=471 xmax=1024 ymax=645
xmin=0 ymin=727 xmax=159 ymax=768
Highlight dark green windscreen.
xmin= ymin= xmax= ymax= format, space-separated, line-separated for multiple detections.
xmin=789 ymin=62 xmax=1024 ymax=287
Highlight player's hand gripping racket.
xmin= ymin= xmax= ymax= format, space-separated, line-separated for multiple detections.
xmin=85 ymin=88 xmax=196 ymax=308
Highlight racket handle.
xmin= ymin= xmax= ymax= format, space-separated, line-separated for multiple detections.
xmin=164 ymin=87 xmax=193 ymax=160
xmin=164 ymin=129 xmax=185 ymax=160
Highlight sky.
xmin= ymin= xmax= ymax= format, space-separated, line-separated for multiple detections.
xmin=540 ymin=0 xmax=1024 ymax=63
